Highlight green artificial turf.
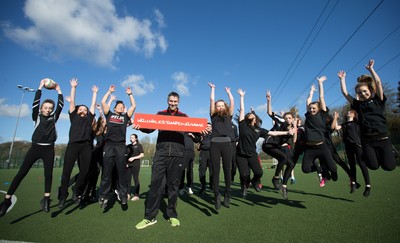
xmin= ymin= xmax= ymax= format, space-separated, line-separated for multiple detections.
xmin=0 ymin=165 xmax=399 ymax=242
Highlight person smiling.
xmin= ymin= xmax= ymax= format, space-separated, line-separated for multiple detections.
xmin=339 ymin=59 xmax=396 ymax=196
xmin=0 ymin=79 xmax=64 ymax=216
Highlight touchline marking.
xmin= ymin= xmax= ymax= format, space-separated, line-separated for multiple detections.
xmin=0 ymin=190 xmax=17 ymax=214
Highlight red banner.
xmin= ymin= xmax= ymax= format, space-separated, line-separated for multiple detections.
xmin=134 ymin=113 xmax=208 ymax=132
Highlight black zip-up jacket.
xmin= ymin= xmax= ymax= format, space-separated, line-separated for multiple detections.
xmin=31 ymin=89 xmax=64 ymax=144
xmin=141 ymin=108 xmax=188 ymax=157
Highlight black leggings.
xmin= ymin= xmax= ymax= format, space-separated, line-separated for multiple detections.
xmin=198 ymin=150 xmax=213 ymax=188
xmin=262 ymin=144 xmax=294 ymax=185
xmin=180 ymin=150 xmax=195 ymax=189
xmin=211 ymin=141 xmax=232 ymax=197
xmin=344 ymin=142 xmax=370 ymax=185
xmin=126 ymin=164 xmax=141 ymax=195
xmin=328 ymin=144 xmax=351 ymax=178
xmin=302 ymin=143 xmax=337 ymax=174
xmin=59 ymin=142 xmax=92 ymax=198
xmin=236 ymin=154 xmax=263 ymax=188
xmin=7 ymin=144 xmax=54 ymax=195
xmin=362 ymin=137 xmax=396 ymax=171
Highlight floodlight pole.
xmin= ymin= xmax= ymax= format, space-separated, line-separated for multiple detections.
xmin=5 ymin=85 xmax=35 ymax=169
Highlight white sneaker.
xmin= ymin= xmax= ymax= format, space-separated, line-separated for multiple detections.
xmin=131 ymin=195 xmax=140 ymax=201
xmin=187 ymin=187 xmax=194 ymax=195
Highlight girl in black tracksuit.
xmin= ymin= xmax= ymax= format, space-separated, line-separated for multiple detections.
xmin=302 ymin=77 xmax=338 ymax=181
xmin=99 ymin=85 xmax=136 ymax=207
xmin=333 ymin=110 xmax=370 ymax=195
xmin=339 ymin=59 xmax=396 ymax=197
xmin=236 ymin=89 xmax=294 ymax=199
xmin=198 ymin=123 xmax=213 ymax=194
xmin=126 ymin=134 xmax=144 ymax=201
xmin=58 ymin=80 xmax=97 ymax=208
xmin=0 ymin=79 xmax=63 ymax=217
xmin=262 ymin=90 xmax=295 ymax=192
xmin=208 ymin=82 xmax=235 ymax=210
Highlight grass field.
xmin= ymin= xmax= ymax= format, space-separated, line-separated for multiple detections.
xmin=0 ymin=165 xmax=399 ymax=243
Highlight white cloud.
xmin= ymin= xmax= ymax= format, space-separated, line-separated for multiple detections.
xmin=0 ymin=98 xmax=30 ymax=118
xmin=171 ymin=71 xmax=190 ymax=96
xmin=120 ymin=74 xmax=155 ymax=96
xmin=2 ymin=0 xmax=168 ymax=68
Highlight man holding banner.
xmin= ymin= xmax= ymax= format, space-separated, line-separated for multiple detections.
xmin=133 ymin=91 xmax=207 ymax=229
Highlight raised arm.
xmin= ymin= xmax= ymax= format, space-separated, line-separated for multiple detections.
xmin=338 ymin=70 xmax=354 ymax=104
xmin=307 ymin=84 xmax=316 ymax=108
xmin=126 ymin=86 xmax=136 ymax=118
xmin=237 ymin=89 xmax=246 ymax=122
xmin=208 ymin=82 xmax=215 ymax=115
xmin=90 ymin=85 xmax=98 ymax=115
xmin=266 ymin=90 xmax=272 ymax=116
xmin=331 ymin=111 xmax=341 ymax=130
xmin=317 ymin=76 xmax=327 ymax=112
xmin=54 ymin=82 xmax=64 ymax=121
xmin=69 ymin=78 xmax=78 ymax=113
xmin=366 ymin=59 xmax=383 ymax=100
xmin=225 ymin=87 xmax=234 ymax=116
xmin=101 ymin=85 xmax=115 ymax=115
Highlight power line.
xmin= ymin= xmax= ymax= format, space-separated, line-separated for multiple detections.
xmin=288 ymin=0 xmax=385 ymax=109
xmin=325 ymin=23 xmax=400 ymax=93
xmin=328 ymin=51 xmax=400 ymax=107
xmin=259 ymin=0 xmax=336 ymax=123
xmin=272 ymin=0 xmax=333 ymax=98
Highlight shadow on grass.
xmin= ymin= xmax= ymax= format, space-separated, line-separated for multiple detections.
xmin=179 ymin=192 xmax=217 ymax=216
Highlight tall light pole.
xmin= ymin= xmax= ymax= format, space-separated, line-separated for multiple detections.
xmin=5 ymin=85 xmax=35 ymax=169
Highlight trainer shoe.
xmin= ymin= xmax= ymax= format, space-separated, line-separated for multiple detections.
xmin=223 ymin=196 xmax=230 ymax=208
xmin=58 ymin=197 xmax=67 ymax=209
xmin=135 ymin=218 xmax=157 ymax=229
xmin=319 ymin=178 xmax=326 ymax=187
xmin=187 ymin=187 xmax=194 ymax=195
xmin=252 ymin=180 xmax=262 ymax=192
xmin=179 ymin=189 xmax=185 ymax=196
xmin=271 ymin=177 xmax=281 ymax=189
xmin=199 ymin=185 xmax=206 ymax=195
xmin=99 ymin=198 xmax=108 ymax=209
xmin=214 ymin=194 xmax=221 ymax=210
xmin=241 ymin=187 xmax=247 ymax=198
xmin=121 ymin=196 xmax=127 ymax=205
xmin=279 ymin=185 xmax=288 ymax=200
xmin=131 ymin=195 xmax=140 ymax=201
xmin=0 ymin=199 xmax=12 ymax=217
xmin=363 ymin=186 xmax=371 ymax=197
xmin=350 ymin=182 xmax=361 ymax=193
xmin=290 ymin=177 xmax=296 ymax=185
xmin=331 ymin=172 xmax=338 ymax=181
xmin=169 ymin=217 xmax=180 ymax=227
xmin=40 ymin=197 xmax=51 ymax=213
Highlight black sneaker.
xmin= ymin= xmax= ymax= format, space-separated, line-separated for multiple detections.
xmin=252 ymin=180 xmax=262 ymax=192
xmin=0 ymin=199 xmax=12 ymax=217
xmin=363 ymin=187 xmax=371 ymax=197
xmin=241 ymin=187 xmax=247 ymax=198
xmin=279 ymin=186 xmax=288 ymax=200
xmin=350 ymin=182 xmax=361 ymax=193
xmin=199 ymin=185 xmax=206 ymax=195
xmin=223 ymin=196 xmax=230 ymax=208
xmin=121 ymin=196 xmax=127 ymax=205
xmin=331 ymin=172 xmax=338 ymax=181
xmin=214 ymin=194 xmax=221 ymax=210
xmin=271 ymin=177 xmax=281 ymax=189
xmin=58 ymin=197 xmax=67 ymax=209
xmin=40 ymin=197 xmax=51 ymax=212
xmin=99 ymin=198 xmax=108 ymax=209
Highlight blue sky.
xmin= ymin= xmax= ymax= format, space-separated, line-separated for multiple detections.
xmin=0 ymin=0 xmax=399 ymax=144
